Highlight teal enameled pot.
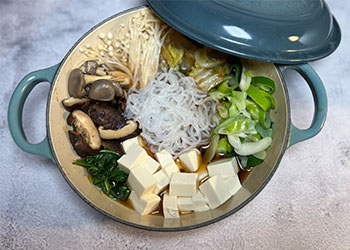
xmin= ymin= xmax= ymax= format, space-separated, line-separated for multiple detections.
xmin=8 ymin=6 xmax=329 ymax=231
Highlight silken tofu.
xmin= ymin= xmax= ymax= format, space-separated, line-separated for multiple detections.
xmin=117 ymin=143 xmax=149 ymax=173
xmin=163 ymin=193 xmax=179 ymax=219
xmin=152 ymin=169 xmax=170 ymax=194
xmin=199 ymin=175 xmax=231 ymax=209
xmin=177 ymin=196 xmax=194 ymax=211
xmin=169 ymin=172 xmax=198 ymax=197
xmin=121 ymin=136 xmax=139 ymax=152
xmin=223 ymin=174 xmax=242 ymax=196
xmin=142 ymin=156 xmax=160 ymax=174
xmin=127 ymin=165 xmax=157 ymax=197
xmin=162 ymin=161 xmax=180 ymax=178
xmin=179 ymin=149 xmax=201 ymax=172
xmin=192 ymin=191 xmax=209 ymax=212
xmin=129 ymin=190 xmax=160 ymax=215
xmin=207 ymin=157 xmax=239 ymax=178
xmin=155 ymin=150 xmax=174 ymax=168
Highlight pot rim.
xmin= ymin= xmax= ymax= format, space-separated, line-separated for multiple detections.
xmin=45 ymin=5 xmax=291 ymax=232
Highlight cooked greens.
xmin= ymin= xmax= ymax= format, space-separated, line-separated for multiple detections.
xmin=73 ymin=149 xmax=130 ymax=201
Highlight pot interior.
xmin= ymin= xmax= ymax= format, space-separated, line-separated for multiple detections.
xmin=48 ymin=7 xmax=289 ymax=230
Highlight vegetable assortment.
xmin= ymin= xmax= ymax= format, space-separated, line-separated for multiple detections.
xmin=161 ymin=33 xmax=276 ymax=170
xmin=207 ymin=63 xmax=276 ymax=170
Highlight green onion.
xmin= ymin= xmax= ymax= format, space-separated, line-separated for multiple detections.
xmin=259 ymin=109 xmax=272 ymax=128
xmin=217 ymin=103 xmax=229 ymax=119
xmin=209 ymin=89 xmax=229 ymax=100
xmin=251 ymin=76 xmax=276 ymax=94
xmin=256 ymin=123 xmax=273 ymax=138
xmin=246 ymin=85 xmax=275 ymax=111
xmin=203 ymin=135 xmax=220 ymax=163
xmin=231 ymin=90 xmax=247 ymax=111
xmin=239 ymin=70 xmax=254 ymax=92
xmin=217 ymin=137 xmax=233 ymax=155
xmin=234 ymin=137 xmax=272 ymax=156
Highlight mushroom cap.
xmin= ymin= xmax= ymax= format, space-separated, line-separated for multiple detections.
xmin=69 ymin=110 xmax=101 ymax=152
xmin=68 ymin=68 xmax=86 ymax=98
xmin=111 ymin=81 xmax=124 ymax=98
xmin=88 ymin=79 xmax=115 ymax=101
xmin=84 ymin=60 xmax=98 ymax=75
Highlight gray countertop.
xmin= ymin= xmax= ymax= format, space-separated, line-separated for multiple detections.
xmin=1 ymin=0 xmax=349 ymax=249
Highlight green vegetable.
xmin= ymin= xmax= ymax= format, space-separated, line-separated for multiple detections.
xmin=229 ymin=103 xmax=239 ymax=117
xmin=211 ymin=114 xmax=240 ymax=138
xmin=256 ymin=123 xmax=273 ymax=138
xmin=246 ymin=99 xmax=260 ymax=120
xmin=225 ymin=118 xmax=256 ymax=134
xmin=217 ymin=103 xmax=229 ymax=119
xmin=231 ymin=90 xmax=247 ymax=111
xmin=217 ymin=137 xmax=233 ymax=155
xmin=203 ymin=135 xmax=220 ymax=163
xmin=228 ymin=59 xmax=242 ymax=83
xmin=73 ymin=150 xmax=130 ymax=201
xmin=209 ymin=89 xmax=230 ymax=100
xmin=239 ymin=70 xmax=254 ymax=92
xmin=259 ymin=109 xmax=272 ymax=128
xmin=246 ymin=155 xmax=264 ymax=168
xmin=217 ymin=77 xmax=239 ymax=93
xmin=246 ymin=85 xmax=275 ymax=111
xmin=251 ymin=76 xmax=275 ymax=94
xmin=162 ymin=43 xmax=184 ymax=70
xmin=207 ymin=63 xmax=275 ymax=170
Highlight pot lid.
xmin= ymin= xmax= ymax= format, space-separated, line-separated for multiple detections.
xmin=147 ymin=0 xmax=341 ymax=64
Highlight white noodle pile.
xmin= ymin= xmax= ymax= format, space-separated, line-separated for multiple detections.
xmin=125 ymin=68 xmax=217 ymax=158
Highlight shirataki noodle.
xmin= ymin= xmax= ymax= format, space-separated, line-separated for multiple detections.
xmin=126 ymin=68 xmax=218 ymax=158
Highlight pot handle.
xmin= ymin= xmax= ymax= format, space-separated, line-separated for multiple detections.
xmin=278 ymin=64 xmax=327 ymax=147
xmin=8 ymin=63 xmax=61 ymax=160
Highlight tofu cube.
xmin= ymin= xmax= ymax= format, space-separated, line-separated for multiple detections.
xmin=197 ymin=164 xmax=209 ymax=181
xmin=152 ymin=170 xmax=170 ymax=194
xmin=142 ymin=156 xmax=160 ymax=174
xmin=179 ymin=149 xmax=201 ymax=172
xmin=117 ymin=144 xmax=149 ymax=173
xmin=194 ymin=204 xmax=210 ymax=212
xmin=169 ymin=173 xmax=198 ymax=197
xmin=129 ymin=190 xmax=160 ymax=215
xmin=127 ymin=166 xmax=157 ymax=197
xmin=192 ymin=191 xmax=208 ymax=207
xmin=207 ymin=157 xmax=239 ymax=179
xmin=163 ymin=193 xmax=179 ymax=219
xmin=121 ymin=136 xmax=139 ymax=152
xmin=178 ymin=196 xmax=194 ymax=211
xmin=163 ymin=161 xmax=180 ymax=178
xmin=192 ymin=191 xmax=210 ymax=212
xmin=155 ymin=150 xmax=174 ymax=168
xmin=223 ymin=174 xmax=242 ymax=196
xmin=199 ymin=175 xmax=231 ymax=209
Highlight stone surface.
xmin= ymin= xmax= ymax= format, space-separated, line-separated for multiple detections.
xmin=1 ymin=0 xmax=349 ymax=249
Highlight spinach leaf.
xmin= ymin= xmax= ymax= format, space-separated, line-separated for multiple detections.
xmin=73 ymin=150 xmax=131 ymax=201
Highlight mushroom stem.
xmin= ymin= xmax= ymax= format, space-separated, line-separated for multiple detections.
xmin=98 ymin=120 xmax=138 ymax=140
xmin=62 ymin=97 xmax=89 ymax=111
xmin=108 ymin=70 xmax=131 ymax=86
xmin=84 ymin=74 xmax=112 ymax=84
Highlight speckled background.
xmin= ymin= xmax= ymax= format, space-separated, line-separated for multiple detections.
xmin=1 ymin=0 xmax=349 ymax=249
